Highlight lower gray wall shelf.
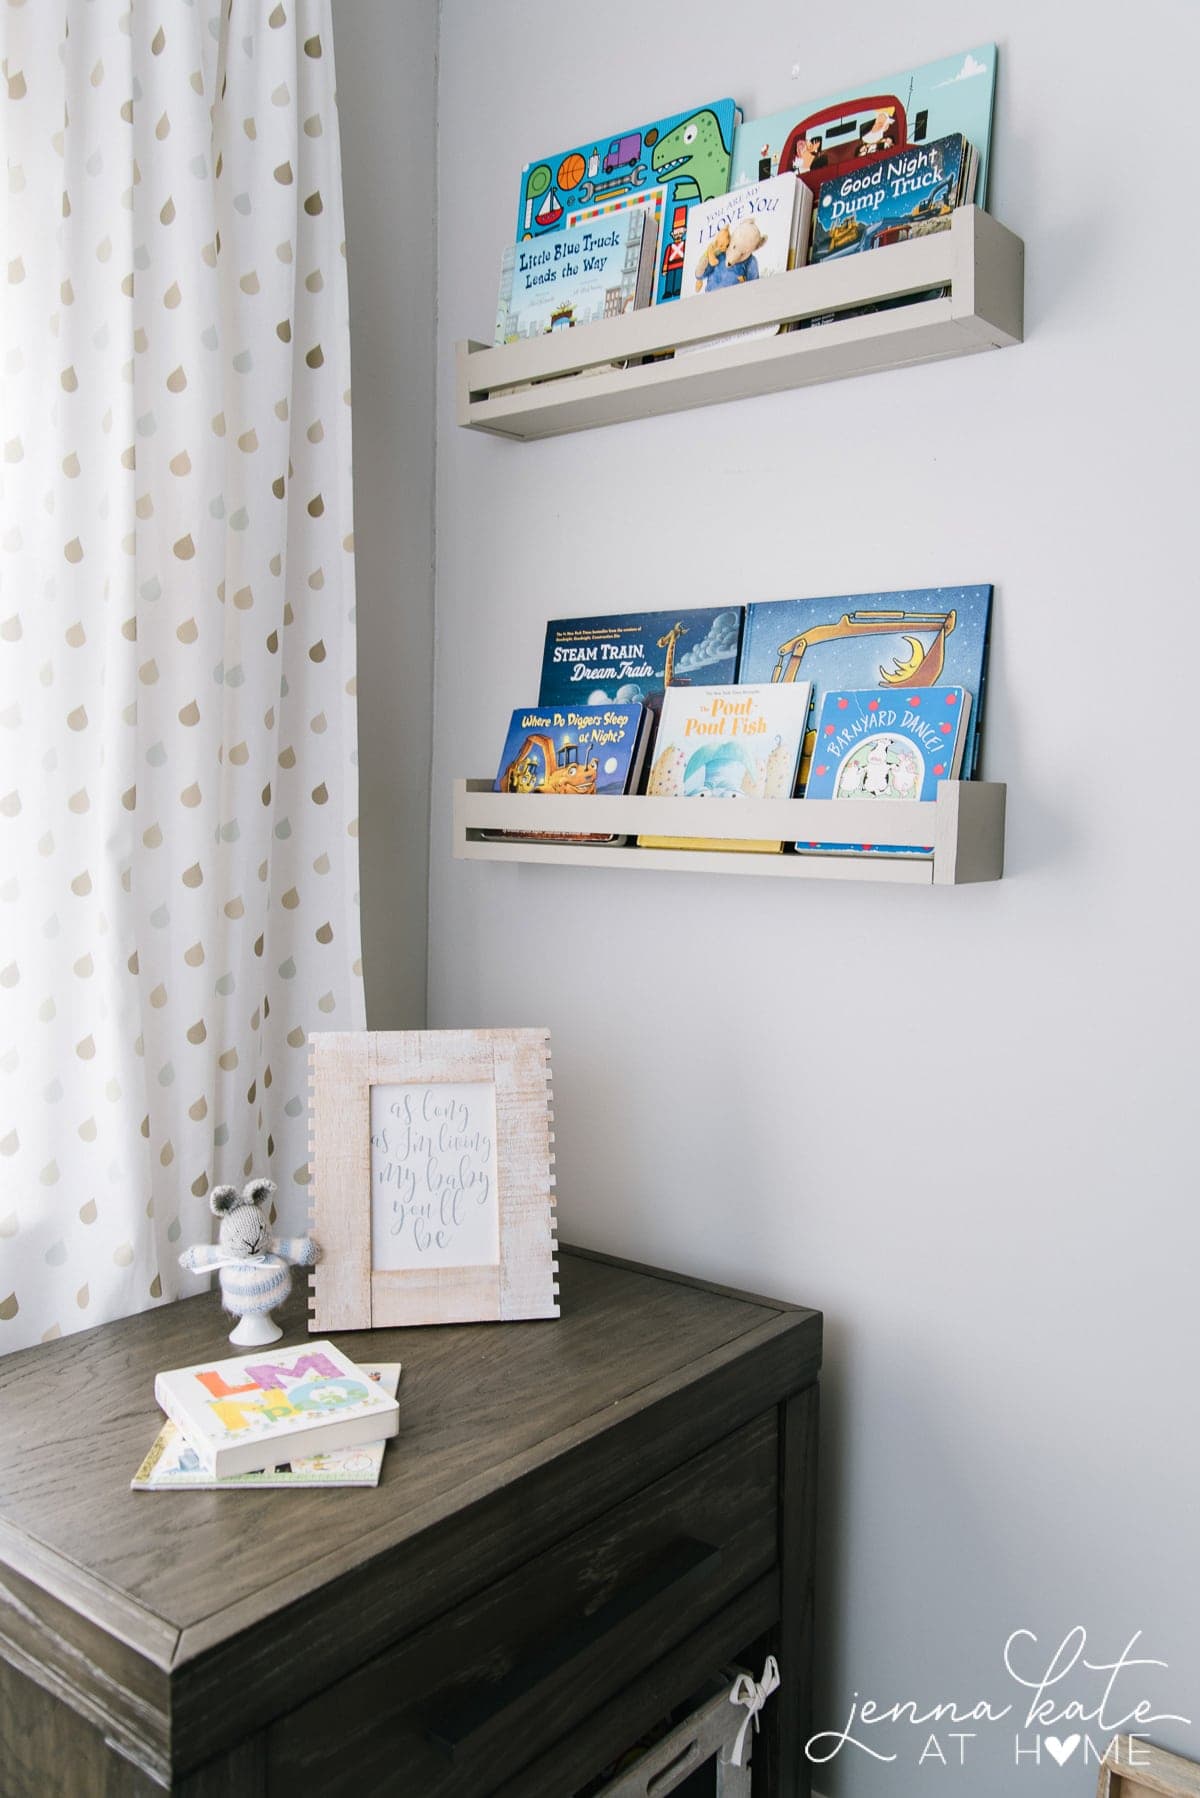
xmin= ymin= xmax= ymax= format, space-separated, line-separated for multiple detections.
xmin=453 ymin=779 xmax=1006 ymax=885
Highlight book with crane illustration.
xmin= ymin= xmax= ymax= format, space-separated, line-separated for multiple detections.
xmin=638 ymin=681 xmax=813 ymax=854
xmin=730 ymin=45 xmax=996 ymax=206
xmin=738 ymin=586 xmax=992 ymax=786
xmin=486 ymin=703 xmax=648 ymax=845
xmin=515 ymin=99 xmax=742 ymax=307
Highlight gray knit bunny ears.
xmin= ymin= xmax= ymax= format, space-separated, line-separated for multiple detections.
xmin=210 ymin=1178 xmax=277 ymax=1217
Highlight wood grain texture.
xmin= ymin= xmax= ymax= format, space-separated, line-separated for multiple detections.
xmin=308 ymin=1028 xmax=557 ymax=1331
xmin=750 ymin=1385 xmax=819 ymax=1798
xmin=269 ymin=1413 xmax=777 ymax=1793
xmin=0 ymin=1249 xmax=821 ymax=1789
xmin=494 ymin=1579 xmax=780 ymax=1798
xmin=1100 ymin=1737 xmax=1200 ymax=1797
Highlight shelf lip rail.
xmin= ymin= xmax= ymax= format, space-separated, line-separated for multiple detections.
xmin=452 ymin=779 xmax=1007 ymax=886
xmin=457 ymin=208 xmax=1024 ymax=438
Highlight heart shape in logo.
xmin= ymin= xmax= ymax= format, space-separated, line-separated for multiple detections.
xmin=1045 ymin=1735 xmax=1080 ymax=1767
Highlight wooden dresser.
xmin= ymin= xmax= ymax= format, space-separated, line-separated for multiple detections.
xmin=0 ymin=1248 xmax=821 ymax=1796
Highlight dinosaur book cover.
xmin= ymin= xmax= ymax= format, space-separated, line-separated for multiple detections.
xmin=488 ymin=704 xmax=646 ymax=844
xmin=731 ymin=45 xmax=996 ymax=207
xmin=799 ymin=685 xmax=972 ymax=856
xmin=810 ymin=134 xmax=976 ymax=262
xmin=739 ymin=586 xmax=992 ymax=784
xmin=153 ymin=1341 xmax=401 ymax=1479
xmin=515 ymin=98 xmax=741 ymax=306
xmin=494 ymin=205 xmax=658 ymax=344
xmin=639 ymin=681 xmax=813 ymax=854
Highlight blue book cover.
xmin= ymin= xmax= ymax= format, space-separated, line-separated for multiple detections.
xmin=731 ymin=45 xmax=996 ymax=208
xmin=516 ymin=100 xmax=740 ymax=306
xmin=799 ymin=685 xmax=970 ymax=854
xmin=739 ymin=586 xmax=992 ymax=783
xmin=810 ymin=134 xmax=974 ymax=261
xmin=539 ymin=608 xmax=743 ymax=708
xmin=491 ymin=704 xmax=645 ymax=843
xmin=495 ymin=207 xmax=656 ymax=343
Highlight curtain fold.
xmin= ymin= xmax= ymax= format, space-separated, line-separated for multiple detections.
xmin=0 ymin=0 xmax=363 ymax=1353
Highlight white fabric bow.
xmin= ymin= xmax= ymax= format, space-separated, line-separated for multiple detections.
xmin=727 ymin=1654 xmax=781 ymax=1767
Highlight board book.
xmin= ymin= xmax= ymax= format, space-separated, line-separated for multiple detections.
xmin=676 ymin=173 xmax=814 ymax=356
xmin=539 ymin=609 xmax=744 ymax=708
xmin=495 ymin=205 xmax=658 ymax=344
xmin=640 ymin=681 xmax=812 ymax=853
xmin=516 ymin=99 xmax=741 ymax=307
xmin=488 ymin=703 xmax=647 ymax=844
xmin=799 ymin=685 xmax=971 ymax=855
xmin=810 ymin=134 xmax=977 ymax=262
xmin=731 ymin=45 xmax=996 ymax=207
xmin=133 ymin=1365 xmax=402 ymax=1490
xmin=153 ymin=1339 xmax=400 ymax=1480
xmin=738 ymin=586 xmax=992 ymax=786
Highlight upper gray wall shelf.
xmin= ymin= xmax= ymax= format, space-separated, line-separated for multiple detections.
xmin=457 ymin=207 xmax=1023 ymax=441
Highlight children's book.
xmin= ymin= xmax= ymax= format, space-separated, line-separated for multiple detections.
xmin=488 ymin=703 xmax=647 ymax=844
xmin=133 ymin=1365 xmax=402 ymax=1490
xmin=495 ymin=205 xmax=658 ymax=344
xmin=810 ymin=134 xmax=977 ymax=261
xmin=675 ymin=173 xmax=813 ymax=356
xmin=799 ymin=686 xmax=971 ymax=855
xmin=516 ymin=99 xmax=741 ymax=306
xmin=738 ymin=586 xmax=992 ymax=786
xmin=731 ymin=46 xmax=996 ymax=207
xmin=639 ymin=681 xmax=812 ymax=853
xmin=539 ymin=608 xmax=745 ymax=792
xmin=153 ymin=1339 xmax=400 ymax=1480
xmin=539 ymin=609 xmax=744 ymax=708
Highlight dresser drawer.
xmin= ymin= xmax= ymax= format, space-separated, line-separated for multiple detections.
xmin=267 ymin=1409 xmax=778 ymax=1796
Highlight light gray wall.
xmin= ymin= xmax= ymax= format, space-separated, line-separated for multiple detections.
xmin=430 ymin=3 xmax=1200 ymax=1792
xmin=334 ymin=0 xmax=436 ymax=1028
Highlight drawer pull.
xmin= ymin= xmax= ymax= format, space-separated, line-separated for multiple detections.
xmin=425 ymin=1535 xmax=722 ymax=1759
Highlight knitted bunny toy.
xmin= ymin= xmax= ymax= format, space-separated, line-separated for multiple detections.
xmin=178 ymin=1178 xmax=320 ymax=1346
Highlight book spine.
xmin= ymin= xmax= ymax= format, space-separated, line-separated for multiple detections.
xmin=634 ymin=208 xmax=660 ymax=313
xmin=153 ymin=1375 xmax=218 ymax=1477
xmin=546 ymin=1033 xmax=560 ymax=1319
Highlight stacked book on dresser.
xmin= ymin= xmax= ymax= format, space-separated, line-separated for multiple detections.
xmin=493 ymin=45 xmax=997 ymax=354
xmin=488 ymin=587 xmax=992 ymax=859
xmin=132 ymin=1340 xmax=401 ymax=1491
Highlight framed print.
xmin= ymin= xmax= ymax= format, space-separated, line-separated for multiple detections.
xmin=308 ymin=1029 xmax=559 ymax=1330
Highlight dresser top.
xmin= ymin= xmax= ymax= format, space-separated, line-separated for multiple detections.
xmin=0 ymin=1248 xmax=819 ymax=1673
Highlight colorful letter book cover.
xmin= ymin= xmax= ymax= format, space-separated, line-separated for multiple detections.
xmin=488 ymin=703 xmax=647 ymax=844
xmin=516 ymin=99 xmax=741 ymax=307
xmin=495 ymin=204 xmax=658 ymax=344
xmin=133 ymin=1365 xmax=402 ymax=1491
xmin=810 ymin=134 xmax=977 ymax=262
xmin=153 ymin=1340 xmax=401 ymax=1480
xmin=676 ymin=173 xmax=813 ymax=356
xmin=738 ymin=586 xmax=992 ymax=786
xmin=800 ymin=686 xmax=972 ymax=856
xmin=640 ymin=681 xmax=812 ymax=853
xmin=731 ymin=45 xmax=996 ymax=207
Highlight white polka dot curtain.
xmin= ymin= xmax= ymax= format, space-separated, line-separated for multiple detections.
xmin=0 ymin=1 xmax=363 ymax=1352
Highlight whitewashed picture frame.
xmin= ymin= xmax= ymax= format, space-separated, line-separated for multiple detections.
xmin=308 ymin=1029 xmax=559 ymax=1330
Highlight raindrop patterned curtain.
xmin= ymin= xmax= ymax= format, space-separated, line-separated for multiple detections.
xmin=0 ymin=0 xmax=363 ymax=1353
